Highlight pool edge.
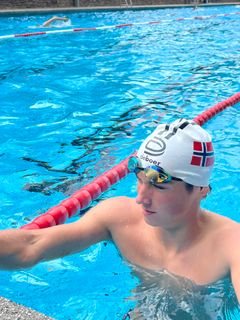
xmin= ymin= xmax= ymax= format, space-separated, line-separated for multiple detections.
xmin=0 ymin=2 xmax=239 ymax=16
xmin=0 ymin=296 xmax=54 ymax=320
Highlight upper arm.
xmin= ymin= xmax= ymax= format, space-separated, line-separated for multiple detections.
xmin=226 ymin=226 xmax=240 ymax=303
xmin=230 ymin=249 xmax=240 ymax=304
xmin=231 ymin=264 xmax=240 ymax=303
xmin=30 ymin=198 xmax=115 ymax=263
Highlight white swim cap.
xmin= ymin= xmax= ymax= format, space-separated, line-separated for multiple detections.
xmin=137 ymin=119 xmax=214 ymax=187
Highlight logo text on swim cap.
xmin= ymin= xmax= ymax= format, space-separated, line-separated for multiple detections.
xmin=143 ymin=120 xmax=192 ymax=157
xmin=143 ymin=137 xmax=166 ymax=156
xmin=140 ymin=154 xmax=161 ymax=167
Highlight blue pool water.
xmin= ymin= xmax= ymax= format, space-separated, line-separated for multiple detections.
xmin=0 ymin=5 xmax=240 ymax=319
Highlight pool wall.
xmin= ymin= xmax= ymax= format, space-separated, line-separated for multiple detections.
xmin=0 ymin=0 xmax=239 ymax=10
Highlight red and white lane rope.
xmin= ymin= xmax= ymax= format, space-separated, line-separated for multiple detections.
xmin=1 ymin=11 xmax=240 ymax=40
xmin=21 ymin=92 xmax=240 ymax=230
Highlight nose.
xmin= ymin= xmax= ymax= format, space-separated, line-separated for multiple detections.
xmin=136 ymin=182 xmax=152 ymax=207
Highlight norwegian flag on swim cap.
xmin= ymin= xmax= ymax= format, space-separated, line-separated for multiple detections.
xmin=191 ymin=141 xmax=214 ymax=167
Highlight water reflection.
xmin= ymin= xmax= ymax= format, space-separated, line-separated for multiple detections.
xmin=21 ymin=100 xmax=166 ymax=196
xmin=126 ymin=264 xmax=239 ymax=320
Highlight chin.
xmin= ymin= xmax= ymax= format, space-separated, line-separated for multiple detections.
xmin=144 ymin=215 xmax=167 ymax=227
xmin=144 ymin=215 xmax=177 ymax=229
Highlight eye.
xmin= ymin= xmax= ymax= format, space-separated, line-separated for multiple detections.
xmin=154 ymin=185 xmax=166 ymax=190
xmin=151 ymin=183 xmax=169 ymax=190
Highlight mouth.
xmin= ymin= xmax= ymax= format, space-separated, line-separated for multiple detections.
xmin=142 ymin=208 xmax=156 ymax=216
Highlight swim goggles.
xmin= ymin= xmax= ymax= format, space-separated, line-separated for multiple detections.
xmin=127 ymin=156 xmax=181 ymax=187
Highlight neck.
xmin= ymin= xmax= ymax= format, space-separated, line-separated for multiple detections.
xmin=155 ymin=208 xmax=206 ymax=253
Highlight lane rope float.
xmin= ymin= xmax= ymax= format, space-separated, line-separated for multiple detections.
xmin=0 ymin=11 xmax=239 ymax=40
xmin=21 ymin=92 xmax=240 ymax=230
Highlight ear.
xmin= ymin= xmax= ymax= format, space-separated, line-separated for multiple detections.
xmin=200 ymin=186 xmax=210 ymax=199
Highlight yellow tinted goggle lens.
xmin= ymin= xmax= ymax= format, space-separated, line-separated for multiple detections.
xmin=145 ymin=167 xmax=171 ymax=184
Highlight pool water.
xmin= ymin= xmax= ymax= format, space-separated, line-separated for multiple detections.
xmin=0 ymin=5 xmax=239 ymax=319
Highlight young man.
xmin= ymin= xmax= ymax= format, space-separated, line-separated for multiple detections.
xmin=0 ymin=119 xmax=239 ymax=308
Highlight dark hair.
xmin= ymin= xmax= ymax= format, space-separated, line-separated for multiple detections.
xmin=184 ymin=183 xmax=212 ymax=193
xmin=184 ymin=182 xmax=194 ymax=193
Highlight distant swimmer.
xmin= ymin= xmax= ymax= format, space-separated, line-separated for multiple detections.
xmin=41 ymin=16 xmax=69 ymax=27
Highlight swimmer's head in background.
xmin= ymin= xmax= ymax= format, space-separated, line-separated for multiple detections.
xmin=136 ymin=119 xmax=214 ymax=187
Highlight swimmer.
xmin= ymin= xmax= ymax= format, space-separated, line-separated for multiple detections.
xmin=0 ymin=119 xmax=240 ymax=307
xmin=41 ymin=16 xmax=69 ymax=27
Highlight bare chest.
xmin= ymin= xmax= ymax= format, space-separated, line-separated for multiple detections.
xmin=111 ymin=225 xmax=229 ymax=285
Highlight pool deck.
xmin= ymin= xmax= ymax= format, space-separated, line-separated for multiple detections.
xmin=0 ymin=2 xmax=239 ymax=15
xmin=0 ymin=297 xmax=53 ymax=320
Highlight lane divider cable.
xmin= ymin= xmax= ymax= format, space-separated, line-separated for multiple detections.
xmin=0 ymin=11 xmax=239 ymax=40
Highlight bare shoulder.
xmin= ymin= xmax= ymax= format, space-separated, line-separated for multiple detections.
xmin=96 ymin=196 xmax=134 ymax=210
xmin=65 ymin=196 xmax=138 ymax=237
xmin=74 ymin=196 xmax=140 ymax=240
xmin=221 ymin=222 xmax=240 ymax=266
xmin=220 ymin=219 xmax=240 ymax=246
xmin=206 ymin=211 xmax=240 ymax=259
xmin=90 ymin=196 xmax=139 ymax=225
xmin=205 ymin=210 xmax=239 ymax=230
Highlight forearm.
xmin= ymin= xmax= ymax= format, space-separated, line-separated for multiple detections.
xmin=0 ymin=229 xmax=37 ymax=270
xmin=0 ymin=206 xmax=112 ymax=270
xmin=42 ymin=18 xmax=56 ymax=27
